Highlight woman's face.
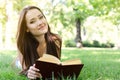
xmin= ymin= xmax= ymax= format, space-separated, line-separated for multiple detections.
xmin=26 ymin=9 xmax=48 ymax=36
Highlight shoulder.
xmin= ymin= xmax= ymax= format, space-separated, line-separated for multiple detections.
xmin=51 ymin=34 xmax=62 ymax=46
xmin=52 ymin=34 xmax=62 ymax=41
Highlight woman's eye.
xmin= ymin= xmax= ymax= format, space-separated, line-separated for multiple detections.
xmin=39 ymin=16 xmax=44 ymax=19
xmin=30 ymin=20 xmax=35 ymax=24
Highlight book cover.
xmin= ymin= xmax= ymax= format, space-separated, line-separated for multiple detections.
xmin=35 ymin=54 xmax=84 ymax=79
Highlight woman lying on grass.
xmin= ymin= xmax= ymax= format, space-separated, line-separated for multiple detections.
xmin=16 ymin=5 xmax=62 ymax=80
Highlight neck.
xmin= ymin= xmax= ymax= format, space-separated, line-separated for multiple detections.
xmin=35 ymin=35 xmax=46 ymax=57
xmin=35 ymin=35 xmax=45 ymax=44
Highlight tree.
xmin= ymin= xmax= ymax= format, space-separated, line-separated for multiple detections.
xmin=0 ymin=0 xmax=36 ymax=49
xmin=66 ymin=0 xmax=93 ymax=48
xmin=0 ymin=0 xmax=7 ymax=49
xmin=89 ymin=0 xmax=120 ymax=48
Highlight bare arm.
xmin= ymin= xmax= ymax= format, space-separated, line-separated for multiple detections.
xmin=17 ymin=50 xmax=42 ymax=79
xmin=17 ymin=50 xmax=26 ymax=70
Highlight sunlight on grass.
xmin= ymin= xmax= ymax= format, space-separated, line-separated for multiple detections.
xmin=62 ymin=55 xmax=68 ymax=60
xmin=113 ymin=59 xmax=120 ymax=62
xmin=62 ymin=48 xmax=120 ymax=80
xmin=0 ymin=48 xmax=120 ymax=80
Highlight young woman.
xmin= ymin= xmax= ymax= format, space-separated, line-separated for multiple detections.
xmin=16 ymin=6 xmax=62 ymax=79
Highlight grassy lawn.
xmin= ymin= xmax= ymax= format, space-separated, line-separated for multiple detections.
xmin=0 ymin=47 xmax=120 ymax=80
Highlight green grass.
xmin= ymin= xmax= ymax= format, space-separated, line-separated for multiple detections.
xmin=62 ymin=48 xmax=120 ymax=80
xmin=0 ymin=50 xmax=27 ymax=80
xmin=0 ymin=48 xmax=120 ymax=80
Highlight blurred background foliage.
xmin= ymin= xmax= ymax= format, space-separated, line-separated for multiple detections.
xmin=0 ymin=0 xmax=120 ymax=49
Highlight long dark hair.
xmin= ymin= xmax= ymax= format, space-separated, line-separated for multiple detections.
xmin=16 ymin=6 xmax=62 ymax=71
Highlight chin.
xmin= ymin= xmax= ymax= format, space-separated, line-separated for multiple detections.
xmin=40 ymin=29 xmax=48 ymax=35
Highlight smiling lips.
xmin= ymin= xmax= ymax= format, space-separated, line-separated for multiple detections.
xmin=38 ymin=23 xmax=46 ymax=30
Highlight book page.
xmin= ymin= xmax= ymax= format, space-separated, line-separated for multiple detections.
xmin=61 ymin=59 xmax=82 ymax=65
xmin=37 ymin=54 xmax=61 ymax=65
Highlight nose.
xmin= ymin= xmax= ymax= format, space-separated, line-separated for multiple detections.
xmin=37 ymin=19 xmax=43 ymax=26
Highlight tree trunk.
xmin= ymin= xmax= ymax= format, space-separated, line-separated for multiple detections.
xmin=75 ymin=18 xmax=82 ymax=48
xmin=5 ymin=0 xmax=13 ymax=49
xmin=0 ymin=23 xmax=3 ymax=49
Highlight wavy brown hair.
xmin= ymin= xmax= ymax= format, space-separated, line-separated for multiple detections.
xmin=16 ymin=6 xmax=62 ymax=73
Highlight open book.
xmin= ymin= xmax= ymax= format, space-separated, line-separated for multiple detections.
xmin=35 ymin=54 xmax=84 ymax=79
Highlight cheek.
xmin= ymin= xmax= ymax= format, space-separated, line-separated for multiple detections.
xmin=27 ymin=24 xmax=36 ymax=30
xmin=27 ymin=27 xmax=37 ymax=35
xmin=46 ymin=25 xmax=48 ymax=31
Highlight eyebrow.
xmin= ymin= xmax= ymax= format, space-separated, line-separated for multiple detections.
xmin=30 ymin=14 xmax=43 ymax=21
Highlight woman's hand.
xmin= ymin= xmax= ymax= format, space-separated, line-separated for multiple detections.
xmin=27 ymin=64 xmax=42 ymax=79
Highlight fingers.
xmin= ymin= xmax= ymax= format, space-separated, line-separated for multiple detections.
xmin=27 ymin=64 xmax=42 ymax=79
xmin=30 ymin=64 xmax=40 ymax=72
